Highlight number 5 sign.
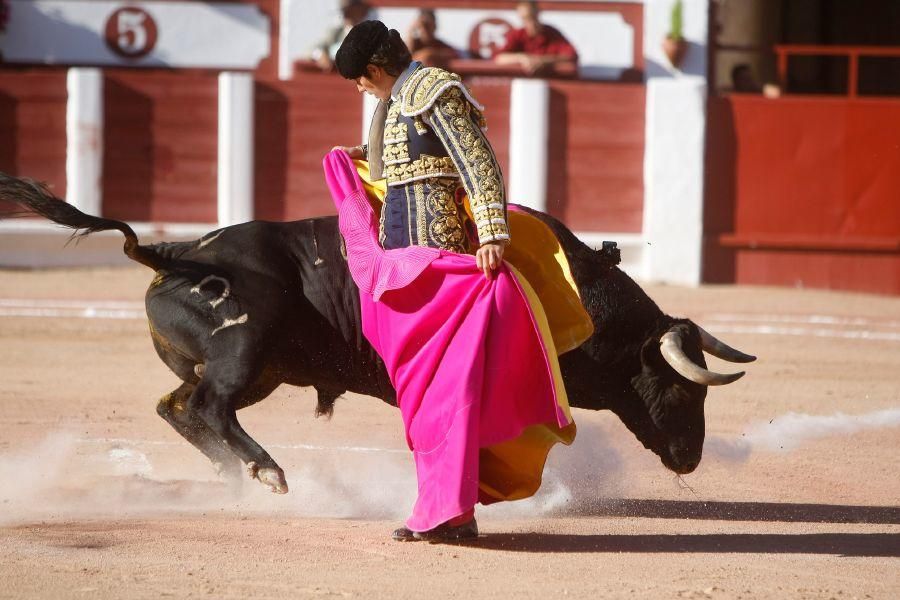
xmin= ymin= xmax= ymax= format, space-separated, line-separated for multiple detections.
xmin=104 ymin=7 xmax=158 ymax=58
xmin=5 ymin=1 xmax=269 ymax=70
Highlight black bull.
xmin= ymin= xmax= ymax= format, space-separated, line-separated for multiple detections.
xmin=0 ymin=175 xmax=755 ymax=494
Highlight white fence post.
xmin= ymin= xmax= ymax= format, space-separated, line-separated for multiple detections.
xmin=642 ymin=77 xmax=707 ymax=285
xmin=66 ymin=68 xmax=103 ymax=216
xmin=508 ymin=78 xmax=549 ymax=211
xmin=218 ymin=72 xmax=255 ymax=227
xmin=361 ymin=92 xmax=379 ymax=146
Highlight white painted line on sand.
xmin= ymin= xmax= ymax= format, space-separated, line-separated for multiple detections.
xmin=76 ymin=437 xmax=407 ymax=454
xmin=4 ymin=298 xmax=900 ymax=342
xmin=707 ymin=324 xmax=900 ymax=342
xmin=702 ymin=313 xmax=900 ymax=329
xmin=0 ymin=307 xmax=145 ymax=320
xmin=0 ymin=298 xmax=144 ymax=309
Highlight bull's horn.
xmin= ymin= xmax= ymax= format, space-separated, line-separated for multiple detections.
xmin=698 ymin=327 xmax=756 ymax=363
xmin=659 ymin=330 xmax=745 ymax=386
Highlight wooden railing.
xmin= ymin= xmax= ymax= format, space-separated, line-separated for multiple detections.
xmin=774 ymin=44 xmax=900 ymax=98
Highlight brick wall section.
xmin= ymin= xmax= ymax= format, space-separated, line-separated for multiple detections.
xmin=0 ymin=69 xmax=68 ymax=199
xmin=546 ymin=81 xmax=646 ymax=232
xmin=102 ymin=70 xmax=218 ymax=223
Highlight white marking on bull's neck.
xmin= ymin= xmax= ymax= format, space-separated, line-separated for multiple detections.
xmin=190 ymin=275 xmax=231 ymax=308
xmin=198 ymin=230 xmax=224 ymax=249
xmin=211 ymin=313 xmax=248 ymax=336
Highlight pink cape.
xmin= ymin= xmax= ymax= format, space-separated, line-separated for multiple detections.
xmin=323 ymin=150 xmax=573 ymax=532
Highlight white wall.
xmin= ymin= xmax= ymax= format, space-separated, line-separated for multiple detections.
xmin=65 ymin=68 xmax=103 ymax=217
xmin=640 ymin=0 xmax=709 ymax=285
xmin=218 ymin=72 xmax=255 ymax=227
xmin=3 ymin=1 xmax=270 ymax=70
xmin=508 ymin=79 xmax=549 ymax=212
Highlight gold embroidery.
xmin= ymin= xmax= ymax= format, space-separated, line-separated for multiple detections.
xmin=384 ymin=119 xmax=408 ymax=143
xmin=477 ymin=220 xmax=509 ymax=240
xmin=379 ymin=195 xmax=388 ymax=247
xmin=431 ymin=86 xmax=507 ymax=243
xmin=413 ymin=181 xmax=427 ymax=245
xmin=413 ymin=115 xmax=429 ymax=135
xmin=383 ymin=142 xmax=410 ymax=166
xmin=425 ymin=178 xmax=468 ymax=253
xmin=382 ymin=103 xmax=410 ymax=167
xmin=383 ymin=154 xmax=458 ymax=185
xmin=402 ymin=68 xmax=462 ymax=115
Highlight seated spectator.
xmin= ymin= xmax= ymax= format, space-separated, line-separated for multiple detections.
xmin=493 ymin=1 xmax=578 ymax=76
xmin=405 ymin=9 xmax=460 ymax=68
xmin=731 ymin=63 xmax=781 ymax=98
xmin=311 ymin=0 xmax=371 ymax=72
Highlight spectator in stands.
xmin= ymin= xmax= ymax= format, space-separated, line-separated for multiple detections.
xmin=493 ymin=1 xmax=578 ymax=76
xmin=731 ymin=63 xmax=782 ymax=98
xmin=0 ymin=0 xmax=9 ymax=32
xmin=0 ymin=0 xmax=9 ymax=62
xmin=404 ymin=9 xmax=460 ymax=68
xmin=312 ymin=0 xmax=372 ymax=72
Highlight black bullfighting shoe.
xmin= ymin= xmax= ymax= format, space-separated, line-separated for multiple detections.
xmin=412 ymin=519 xmax=479 ymax=543
xmin=391 ymin=526 xmax=418 ymax=542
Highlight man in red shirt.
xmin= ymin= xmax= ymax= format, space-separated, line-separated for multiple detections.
xmin=493 ymin=1 xmax=578 ymax=76
xmin=405 ymin=9 xmax=460 ymax=69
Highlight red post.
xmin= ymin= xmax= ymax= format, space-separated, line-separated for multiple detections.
xmin=776 ymin=49 xmax=788 ymax=90
xmin=848 ymin=51 xmax=859 ymax=98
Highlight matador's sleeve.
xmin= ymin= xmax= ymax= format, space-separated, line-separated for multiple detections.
xmin=428 ymin=87 xmax=509 ymax=244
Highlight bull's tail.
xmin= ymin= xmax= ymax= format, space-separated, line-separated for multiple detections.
xmin=0 ymin=173 xmax=165 ymax=270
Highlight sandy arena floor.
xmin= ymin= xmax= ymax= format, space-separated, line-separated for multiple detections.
xmin=0 ymin=266 xmax=898 ymax=599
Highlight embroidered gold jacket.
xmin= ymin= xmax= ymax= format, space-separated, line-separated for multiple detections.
xmin=374 ymin=65 xmax=509 ymax=251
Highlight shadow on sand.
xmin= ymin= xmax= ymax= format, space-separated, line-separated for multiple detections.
xmin=568 ymin=498 xmax=900 ymax=525
xmin=466 ymin=499 xmax=900 ymax=556
xmin=466 ymin=532 xmax=899 ymax=557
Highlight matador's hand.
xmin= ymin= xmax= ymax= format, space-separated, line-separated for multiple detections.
xmin=331 ymin=145 xmax=365 ymax=159
xmin=475 ymin=241 xmax=506 ymax=279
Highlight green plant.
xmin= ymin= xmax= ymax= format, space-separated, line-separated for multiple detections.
xmin=668 ymin=0 xmax=684 ymax=40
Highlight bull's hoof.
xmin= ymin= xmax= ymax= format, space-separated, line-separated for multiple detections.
xmin=246 ymin=461 xmax=289 ymax=494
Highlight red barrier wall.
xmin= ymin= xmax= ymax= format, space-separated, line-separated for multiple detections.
xmin=254 ymin=71 xmax=362 ymax=221
xmin=547 ymin=81 xmax=645 ymax=232
xmin=704 ymin=94 xmax=900 ymax=294
xmin=0 ymin=69 xmax=68 ymax=198
xmin=102 ymin=71 xmax=219 ymax=223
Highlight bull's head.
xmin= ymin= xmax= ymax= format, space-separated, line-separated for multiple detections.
xmin=625 ymin=321 xmax=755 ymax=474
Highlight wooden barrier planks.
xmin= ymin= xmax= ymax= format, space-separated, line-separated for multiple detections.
xmin=0 ymin=69 xmax=68 ymax=199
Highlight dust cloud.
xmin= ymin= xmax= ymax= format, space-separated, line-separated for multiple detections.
xmin=704 ymin=407 xmax=900 ymax=462
xmin=0 ymin=421 xmax=628 ymax=524
xmin=2 ymin=408 xmax=896 ymax=525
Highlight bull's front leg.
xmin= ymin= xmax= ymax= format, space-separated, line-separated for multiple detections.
xmin=187 ymin=366 xmax=288 ymax=494
xmin=156 ymin=381 xmax=243 ymax=481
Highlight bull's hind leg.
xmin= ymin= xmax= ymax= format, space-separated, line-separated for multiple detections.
xmin=186 ymin=367 xmax=288 ymax=494
xmin=156 ymin=382 xmax=243 ymax=480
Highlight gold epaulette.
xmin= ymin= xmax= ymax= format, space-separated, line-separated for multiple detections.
xmin=399 ymin=67 xmax=485 ymax=117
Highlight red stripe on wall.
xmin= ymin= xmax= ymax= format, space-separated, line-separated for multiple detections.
xmin=254 ymin=71 xmax=362 ymax=221
xmin=704 ymin=94 xmax=900 ymax=294
xmin=546 ymin=81 xmax=645 ymax=232
xmin=0 ymin=69 xmax=68 ymax=199
xmin=102 ymin=71 xmax=218 ymax=223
